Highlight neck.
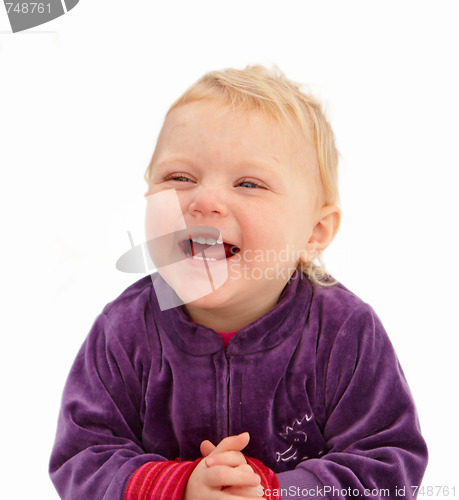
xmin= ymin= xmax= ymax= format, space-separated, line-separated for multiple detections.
xmin=185 ymin=294 xmax=279 ymax=331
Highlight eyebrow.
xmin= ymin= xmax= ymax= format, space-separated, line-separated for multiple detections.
xmin=154 ymin=157 xmax=196 ymax=170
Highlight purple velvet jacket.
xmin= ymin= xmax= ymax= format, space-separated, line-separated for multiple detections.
xmin=49 ymin=273 xmax=427 ymax=499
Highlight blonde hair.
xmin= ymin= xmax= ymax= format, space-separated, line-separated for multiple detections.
xmin=145 ymin=65 xmax=340 ymax=285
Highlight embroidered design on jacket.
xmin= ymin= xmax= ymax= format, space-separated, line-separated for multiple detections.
xmin=276 ymin=413 xmax=313 ymax=463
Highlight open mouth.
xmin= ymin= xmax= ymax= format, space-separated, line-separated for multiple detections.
xmin=180 ymin=226 xmax=240 ymax=261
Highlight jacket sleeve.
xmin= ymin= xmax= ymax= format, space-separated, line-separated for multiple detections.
xmin=276 ymin=304 xmax=428 ymax=500
xmin=49 ymin=311 xmax=165 ymax=499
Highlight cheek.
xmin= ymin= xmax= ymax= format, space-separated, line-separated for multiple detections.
xmin=237 ymin=198 xmax=310 ymax=249
xmin=175 ymin=192 xmax=189 ymax=215
xmin=166 ymin=189 xmax=195 ymax=218
xmin=145 ymin=189 xmax=188 ymax=238
xmin=246 ymin=219 xmax=293 ymax=253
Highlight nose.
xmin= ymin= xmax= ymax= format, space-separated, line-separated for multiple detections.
xmin=188 ymin=185 xmax=228 ymax=217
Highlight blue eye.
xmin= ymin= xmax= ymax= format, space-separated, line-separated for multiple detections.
xmin=166 ymin=173 xmax=193 ymax=182
xmin=239 ymin=180 xmax=260 ymax=189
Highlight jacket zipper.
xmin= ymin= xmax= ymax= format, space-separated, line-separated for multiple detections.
xmin=225 ymin=351 xmax=230 ymax=436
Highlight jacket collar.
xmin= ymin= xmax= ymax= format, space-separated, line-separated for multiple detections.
xmin=151 ymin=271 xmax=313 ymax=356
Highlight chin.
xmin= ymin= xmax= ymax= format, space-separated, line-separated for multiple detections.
xmin=156 ymin=256 xmax=229 ymax=305
xmin=183 ymin=283 xmax=235 ymax=311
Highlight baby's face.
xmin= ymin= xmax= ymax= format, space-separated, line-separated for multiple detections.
xmin=146 ymin=101 xmax=324 ymax=328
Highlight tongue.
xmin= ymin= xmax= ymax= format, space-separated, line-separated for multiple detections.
xmin=224 ymin=243 xmax=239 ymax=258
xmin=191 ymin=242 xmax=238 ymax=260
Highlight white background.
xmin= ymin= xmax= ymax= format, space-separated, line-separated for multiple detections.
xmin=1 ymin=1 xmax=458 ymax=498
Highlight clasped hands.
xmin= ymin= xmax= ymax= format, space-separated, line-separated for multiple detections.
xmin=183 ymin=432 xmax=262 ymax=499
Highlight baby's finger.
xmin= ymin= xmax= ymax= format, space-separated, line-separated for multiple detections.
xmin=200 ymin=439 xmax=216 ymax=457
xmin=236 ymin=464 xmax=254 ymax=473
xmin=205 ymin=450 xmax=248 ymax=468
xmin=203 ymin=465 xmax=260 ymax=489
xmin=210 ymin=432 xmax=250 ymax=456
xmin=223 ymin=485 xmax=261 ymax=498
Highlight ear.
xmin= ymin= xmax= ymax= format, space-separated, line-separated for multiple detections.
xmin=307 ymin=205 xmax=341 ymax=258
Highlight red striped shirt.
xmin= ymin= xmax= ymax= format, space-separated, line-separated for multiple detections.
xmin=124 ymin=455 xmax=279 ymax=499
xmin=124 ymin=459 xmax=202 ymax=500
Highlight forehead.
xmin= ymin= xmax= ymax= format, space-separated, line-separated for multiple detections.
xmin=154 ymin=101 xmax=318 ymax=172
